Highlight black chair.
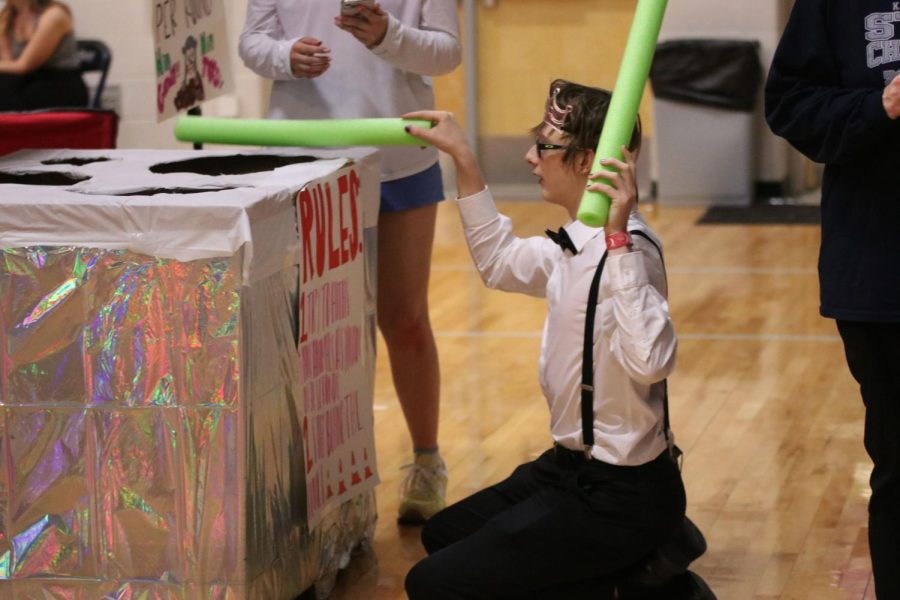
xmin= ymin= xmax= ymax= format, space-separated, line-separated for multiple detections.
xmin=75 ymin=39 xmax=112 ymax=109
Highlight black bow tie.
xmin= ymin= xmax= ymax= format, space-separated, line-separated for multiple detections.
xmin=545 ymin=227 xmax=578 ymax=254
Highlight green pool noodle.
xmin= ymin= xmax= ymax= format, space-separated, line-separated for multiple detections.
xmin=174 ymin=116 xmax=433 ymax=147
xmin=577 ymin=0 xmax=668 ymax=227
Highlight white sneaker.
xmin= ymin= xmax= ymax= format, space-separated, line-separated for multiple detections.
xmin=397 ymin=453 xmax=447 ymax=524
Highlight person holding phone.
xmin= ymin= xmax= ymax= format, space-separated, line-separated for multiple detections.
xmin=239 ymin=0 xmax=462 ymax=524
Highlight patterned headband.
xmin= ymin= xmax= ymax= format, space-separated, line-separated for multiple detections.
xmin=543 ymin=84 xmax=573 ymax=134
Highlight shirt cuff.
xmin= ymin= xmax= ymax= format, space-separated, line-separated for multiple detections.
xmin=281 ymin=39 xmax=300 ymax=79
xmin=455 ymin=186 xmax=498 ymax=228
xmin=606 ymin=250 xmax=650 ymax=292
xmin=369 ymin=13 xmax=401 ymax=58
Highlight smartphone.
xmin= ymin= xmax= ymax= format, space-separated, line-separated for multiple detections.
xmin=340 ymin=0 xmax=373 ymax=17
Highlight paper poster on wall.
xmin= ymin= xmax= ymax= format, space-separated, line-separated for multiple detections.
xmin=297 ymin=166 xmax=379 ymax=529
xmin=153 ymin=0 xmax=234 ymax=122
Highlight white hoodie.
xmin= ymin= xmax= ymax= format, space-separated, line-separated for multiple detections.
xmin=239 ymin=0 xmax=462 ymax=181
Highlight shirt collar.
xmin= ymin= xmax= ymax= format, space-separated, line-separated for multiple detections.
xmin=563 ymin=219 xmax=602 ymax=254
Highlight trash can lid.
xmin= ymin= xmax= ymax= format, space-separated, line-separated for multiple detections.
xmin=650 ymin=39 xmax=763 ymax=112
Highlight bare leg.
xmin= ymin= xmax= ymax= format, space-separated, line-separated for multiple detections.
xmin=377 ymin=203 xmax=440 ymax=450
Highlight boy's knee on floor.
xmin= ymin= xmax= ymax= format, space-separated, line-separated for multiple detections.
xmin=420 ymin=519 xmax=440 ymax=553
xmin=406 ymin=549 xmax=472 ymax=600
xmin=405 ymin=558 xmax=440 ymax=600
xmin=420 ymin=511 xmax=456 ymax=554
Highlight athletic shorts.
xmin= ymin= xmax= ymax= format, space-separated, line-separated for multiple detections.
xmin=380 ymin=161 xmax=445 ymax=213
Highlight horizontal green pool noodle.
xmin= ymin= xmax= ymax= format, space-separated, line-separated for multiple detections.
xmin=174 ymin=116 xmax=433 ymax=147
xmin=577 ymin=0 xmax=668 ymax=227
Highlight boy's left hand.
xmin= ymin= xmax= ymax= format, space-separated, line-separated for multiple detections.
xmin=587 ymin=146 xmax=638 ymax=234
xmin=335 ymin=3 xmax=389 ymax=49
xmin=402 ymin=110 xmax=472 ymax=161
xmin=403 ymin=110 xmax=485 ymax=198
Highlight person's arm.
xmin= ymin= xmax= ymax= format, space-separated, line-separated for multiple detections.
xmin=0 ymin=4 xmax=71 ymax=74
xmin=338 ymin=0 xmax=461 ymax=76
xmin=455 ymin=189 xmax=559 ymax=296
xmin=587 ymin=147 xmax=638 ymax=259
xmin=403 ymin=109 xmax=482 ymax=196
xmin=599 ymin=234 xmax=676 ymax=385
xmin=0 ymin=9 xmax=12 ymax=61
xmin=404 ymin=110 xmax=556 ymax=296
xmin=587 ymin=149 xmax=675 ymax=383
xmin=764 ymin=0 xmax=897 ymax=164
xmin=238 ymin=0 xmax=330 ymax=80
xmin=238 ymin=0 xmax=293 ymax=80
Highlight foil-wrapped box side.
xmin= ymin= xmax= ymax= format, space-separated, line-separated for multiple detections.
xmin=0 ymin=148 xmax=382 ymax=599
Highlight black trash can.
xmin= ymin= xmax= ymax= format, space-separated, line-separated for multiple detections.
xmin=649 ymin=39 xmax=762 ymax=206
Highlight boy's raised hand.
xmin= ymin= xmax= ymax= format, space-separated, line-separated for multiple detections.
xmin=403 ymin=110 xmax=485 ymax=198
xmin=402 ymin=110 xmax=471 ymax=159
xmin=587 ymin=146 xmax=638 ymax=234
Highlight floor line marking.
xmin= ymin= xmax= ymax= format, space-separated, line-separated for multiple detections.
xmin=433 ymin=331 xmax=841 ymax=342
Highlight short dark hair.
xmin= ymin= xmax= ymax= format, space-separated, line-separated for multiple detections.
xmin=531 ymin=79 xmax=642 ymax=166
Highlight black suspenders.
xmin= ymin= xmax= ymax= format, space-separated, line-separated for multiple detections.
xmin=581 ymin=230 xmax=681 ymax=465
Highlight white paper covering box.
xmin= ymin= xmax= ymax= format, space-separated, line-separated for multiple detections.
xmin=0 ymin=148 xmax=382 ymax=599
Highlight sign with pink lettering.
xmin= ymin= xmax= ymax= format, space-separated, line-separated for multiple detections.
xmin=297 ymin=165 xmax=379 ymax=528
xmin=152 ymin=0 xmax=234 ymax=122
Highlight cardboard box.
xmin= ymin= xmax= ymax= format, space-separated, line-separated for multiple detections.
xmin=0 ymin=148 xmax=381 ymax=598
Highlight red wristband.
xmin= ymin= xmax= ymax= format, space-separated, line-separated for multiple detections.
xmin=605 ymin=230 xmax=632 ymax=250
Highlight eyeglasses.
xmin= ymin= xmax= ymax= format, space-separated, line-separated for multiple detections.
xmin=534 ymin=139 xmax=570 ymax=159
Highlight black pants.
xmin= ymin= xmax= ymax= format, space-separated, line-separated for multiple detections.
xmin=406 ymin=447 xmax=686 ymax=599
xmin=0 ymin=69 xmax=88 ymax=112
xmin=837 ymin=320 xmax=900 ymax=599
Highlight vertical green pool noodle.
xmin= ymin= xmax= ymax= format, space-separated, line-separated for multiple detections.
xmin=174 ymin=116 xmax=433 ymax=147
xmin=577 ymin=0 xmax=668 ymax=227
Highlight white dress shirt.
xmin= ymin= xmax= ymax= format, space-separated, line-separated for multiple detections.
xmin=457 ymin=187 xmax=676 ymax=466
xmin=239 ymin=0 xmax=461 ymax=182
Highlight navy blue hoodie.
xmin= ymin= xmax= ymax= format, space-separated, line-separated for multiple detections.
xmin=765 ymin=0 xmax=900 ymax=322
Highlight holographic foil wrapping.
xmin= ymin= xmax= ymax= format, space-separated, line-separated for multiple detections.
xmin=0 ymin=149 xmax=381 ymax=599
